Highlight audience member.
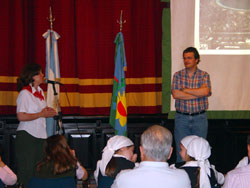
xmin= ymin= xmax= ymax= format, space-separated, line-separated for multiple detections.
xmin=94 ymin=136 xmax=136 ymax=188
xmin=235 ymin=134 xmax=250 ymax=168
xmin=35 ymin=135 xmax=88 ymax=180
xmin=0 ymin=145 xmax=17 ymax=186
xmin=223 ymin=134 xmax=250 ymax=188
xmin=178 ymin=136 xmax=224 ymax=188
xmin=171 ymin=135 xmax=199 ymax=168
xmin=111 ymin=125 xmax=191 ymax=188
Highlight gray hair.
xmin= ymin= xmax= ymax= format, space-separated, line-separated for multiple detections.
xmin=141 ymin=125 xmax=172 ymax=161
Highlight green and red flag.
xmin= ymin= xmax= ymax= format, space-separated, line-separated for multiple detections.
xmin=109 ymin=32 xmax=127 ymax=135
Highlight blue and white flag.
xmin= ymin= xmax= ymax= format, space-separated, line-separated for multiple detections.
xmin=43 ymin=29 xmax=60 ymax=136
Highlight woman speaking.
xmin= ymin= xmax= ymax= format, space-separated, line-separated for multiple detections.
xmin=16 ymin=63 xmax=57 ymax=187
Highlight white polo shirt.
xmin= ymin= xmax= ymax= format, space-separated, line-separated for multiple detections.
xmin=16 ymin=86 xmax=47 ymax=139
xmin=111 ymin=161 xmax=191 ymax=188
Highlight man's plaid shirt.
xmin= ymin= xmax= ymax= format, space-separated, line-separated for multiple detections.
xmin=171 ymin=68 xmax=211 ymax=113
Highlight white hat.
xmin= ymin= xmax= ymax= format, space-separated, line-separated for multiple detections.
xmin=187 ymin=137 xmax=211 ymax=161
xmin=184 ymin=137 xmax=212 ymax=188
xmin=180 ymin=135 xmax=199 ymax=149
xmin=94 ymin=135 xmax=134 ymax=182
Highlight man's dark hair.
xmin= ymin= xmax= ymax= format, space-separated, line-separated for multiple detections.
xmin=247 ymin=134 xmax=250 ymax=145
xmin=0 ymin=144 xmax=3 ymax=156
xmin=183 ymin=47 xmax=200 ymax=64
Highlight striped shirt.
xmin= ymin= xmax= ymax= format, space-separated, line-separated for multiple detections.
xmin=223 ymin=164 xmax=250 ymax=188
xmin=171 ymin=68 xmax=211 ymax=113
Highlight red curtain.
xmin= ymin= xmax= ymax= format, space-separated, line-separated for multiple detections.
xmin=0 ymin=0 xmax=164 ymax=115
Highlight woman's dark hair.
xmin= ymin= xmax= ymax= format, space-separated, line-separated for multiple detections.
xmin=17 ymin=63 xmax=42 ymax=92
xmin=195 ymin=167 xmax=200 ymax=188
xmin=105 ymin=157 xmax=117 ymax=177
xmin=187 ymin=155 xmax=200 ymax=187
xmin=36 ymin=135 xmax=77 ymax=175
xmin=183 ymin=47 xmax=200 ymax=64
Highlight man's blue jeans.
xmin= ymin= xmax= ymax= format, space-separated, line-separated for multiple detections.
xmin=174 ymin=112 xmax=208 ymax=162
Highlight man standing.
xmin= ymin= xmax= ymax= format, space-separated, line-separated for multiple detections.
xmin=111 ymin=125 xmax=191 ymax=188
xmin=171 ymin=47 xmax=211 ymax=162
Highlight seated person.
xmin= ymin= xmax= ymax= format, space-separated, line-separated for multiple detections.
xmin=178 ymin=136 xmax=224 ymax=188
xmin=0 ymin=146 xmax=17 ymax=186
xmin=111 ymin=125 xmax=191 ymax=188
xmin=235 ymin=134 xmax=250 ymax=169
xmin=94 ymin=135 xmax=137 ymax=188
xmin=171 ymin=135 xmax=199 ymax=168
xmin=223 ymin=134 xmax=250 ymax=188
xmin=35 ymin=135 xmax=88 ymax=180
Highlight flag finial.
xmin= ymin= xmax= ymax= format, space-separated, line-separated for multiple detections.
xmin=117 ymin=10 xmax=126 ymax=32
xmin=47 ymin=6 xmax=55 ymax=30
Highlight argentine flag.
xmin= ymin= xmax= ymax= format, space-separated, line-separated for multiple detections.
xmin=43 ymin=29 xmax=60 ymax=136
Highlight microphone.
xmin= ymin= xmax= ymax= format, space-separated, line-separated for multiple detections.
xmin=45 ymin=79 xmax=62 ymax=85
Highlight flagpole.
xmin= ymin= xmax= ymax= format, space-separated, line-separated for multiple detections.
xmin=47 ymin=7 xmax=55 ymax=48
xmin=44 ymin=6 xmax=63 ymax=136
xmin=117 ymin=10 xmax=127 ymax=72
xmin=117 ymin=10 xmax=126 ymax=32
xmin=110 ymin=11 xmax=128 ymax=135
xmin=47 ymin=6 xmax=55 ymax=30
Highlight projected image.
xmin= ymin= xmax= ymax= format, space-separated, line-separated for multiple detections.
xmin=195 ymin=0 xmax=250 ymax=54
